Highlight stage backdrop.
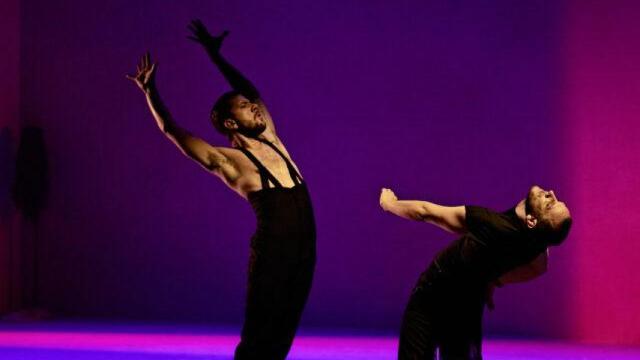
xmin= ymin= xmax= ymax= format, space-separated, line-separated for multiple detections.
xmin=0 ymin=0 xmax=21 ymax=314
xmin=562 ymin=0 xmax=640 ymax=345
xmin=15 ymin=0 xmax=639 ymax=344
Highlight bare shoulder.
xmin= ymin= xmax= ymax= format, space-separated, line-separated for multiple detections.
xmin=213 ymin=146 xmax=264 ymax=195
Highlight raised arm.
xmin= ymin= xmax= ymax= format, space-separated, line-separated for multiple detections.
xmin=187 ymin=20 xmax=277 ymax=135
xmin=126 ymin=53 xmax=238 ymax=180
xmin=379 ymin=188 xmax=467 ymax=234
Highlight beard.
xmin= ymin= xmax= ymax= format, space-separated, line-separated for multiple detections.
xmin=237 ymin=122 xmax=267 ymax=138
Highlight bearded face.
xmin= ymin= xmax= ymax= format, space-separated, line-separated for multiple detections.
xmin=525 ymin=185 xmax=570 ymax=230
xmin=225 ymin=95 xmax=267 ymax=138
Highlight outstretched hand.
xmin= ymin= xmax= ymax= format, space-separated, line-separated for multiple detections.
xmin=187 ymin=19 xmax=228 ymax=53
xmin=379 ymin=188 xmax=398 ymax=211
xmin=126 ymin=52 xmax=157 ymax=93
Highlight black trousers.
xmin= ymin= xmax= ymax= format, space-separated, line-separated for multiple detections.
xmin=398 ymin=264 xmax=485 ymax=360
xmin=234 ymin=252 xmax=315 ymax=360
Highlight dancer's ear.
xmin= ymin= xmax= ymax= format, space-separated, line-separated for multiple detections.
xmin=223 ymin=118 xmax=238 ymax=131
xmin=526 ymin=214 xmax=538 ymax=229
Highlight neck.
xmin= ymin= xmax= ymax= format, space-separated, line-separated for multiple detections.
xmin=230 ymin=133 xmax=263 ymax=149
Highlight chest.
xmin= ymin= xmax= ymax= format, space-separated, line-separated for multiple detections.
xmin=239 ymin=147 xmax=301 ymax=189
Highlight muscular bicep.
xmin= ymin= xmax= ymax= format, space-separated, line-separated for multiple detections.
xmin=168 ymin=130 xmax=238 ymax=178
xmin=421 ymin=203 xmax=467 ymax=234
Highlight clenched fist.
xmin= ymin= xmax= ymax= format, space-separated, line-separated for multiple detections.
xmin=379 ymin=188 xmax=398 ymax=211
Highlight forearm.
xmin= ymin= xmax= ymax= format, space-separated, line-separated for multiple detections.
xmin=145 ymin=86 xmax=180 ymax=134
xmin=144 ymin=87 xmax=227 ymax=172
xmin=382 ymin=200 xmax=429 ymax=222
xmin=144 ymin=86 xmax=193 ymax=153
xmin=208 ymin=52 xmax=260 ymax=100
xmin=383 ymin=200 xmax=465 ymax=234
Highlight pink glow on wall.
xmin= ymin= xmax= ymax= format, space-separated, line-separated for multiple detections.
xmin=563 ymin=0 xmax=640 ymax=344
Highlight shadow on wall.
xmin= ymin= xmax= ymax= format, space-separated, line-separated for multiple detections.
xmin=0 ymin=126 xmax=50 ymax=317
xmin=0 ymin=127 xmax=14 ymax=221
xmin=12 ymin=126 xmax=49 ymax=317
xmin=12 ymin=127 xmax=48 ymax=223
xmin=0 ymin=127 xmax=16 ymax=314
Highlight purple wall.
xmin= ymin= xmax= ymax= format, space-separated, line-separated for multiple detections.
xmin=0 ymin=0 xmax=20 ymax=127
xmin=22 ymin=0 xmax=572 ymax=336
xmin=0 ymin=0 xmax=20 ymax=313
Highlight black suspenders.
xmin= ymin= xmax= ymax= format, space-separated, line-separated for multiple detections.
xmin=238 ymin=139 xmax=302 ymax=189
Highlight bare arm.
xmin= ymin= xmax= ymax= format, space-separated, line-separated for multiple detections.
xmin=379 ymin=188 xmax=467 ymax=234
xmin=127 ymin=53 xmax=238 ymax=179
xmin=187 ymin=20 xmax=276 ymax=134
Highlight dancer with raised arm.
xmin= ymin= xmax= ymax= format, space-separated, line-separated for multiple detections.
xmin=379 ymin=186 xmax=571 ymax=359
xmin=127 ymin=20 xmax=315 ymax=359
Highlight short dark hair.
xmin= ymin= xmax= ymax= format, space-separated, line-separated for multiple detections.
xmin=537 ymin=216 xmax=573 ymax=246
xmin=210 ymin=90 xmax=242 ymax=136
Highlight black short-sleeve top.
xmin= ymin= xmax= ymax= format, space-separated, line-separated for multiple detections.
xmin=433 ymin=205 xmax=547 ymax=284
